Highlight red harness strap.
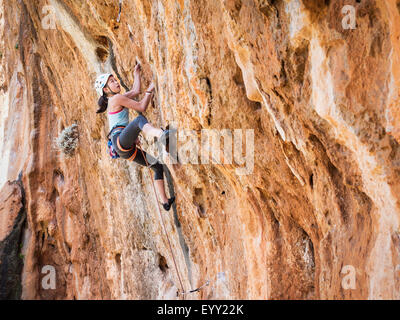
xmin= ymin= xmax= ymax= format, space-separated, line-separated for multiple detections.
xmin=108 ymin=126 xmax=138 ymax=161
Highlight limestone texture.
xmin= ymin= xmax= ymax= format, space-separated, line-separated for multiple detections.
xmin=0 ymin=0 xmax=400 ymax=299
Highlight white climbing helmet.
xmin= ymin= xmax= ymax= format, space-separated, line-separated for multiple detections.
xmin=94 ymin=73 xmax=113 ymax=96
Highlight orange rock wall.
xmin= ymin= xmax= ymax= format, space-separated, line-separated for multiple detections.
xmin=0 ymin=0 xmax=400 ymax=299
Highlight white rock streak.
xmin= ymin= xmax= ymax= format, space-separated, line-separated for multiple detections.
xmin=49 ymin=0 xmax=101 ymax=75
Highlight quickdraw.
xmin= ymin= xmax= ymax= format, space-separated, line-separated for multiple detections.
xmin=117 ymin=0 xmax=123 ymax=23
xmin=178 ymin=280 xmax=211 ymax=296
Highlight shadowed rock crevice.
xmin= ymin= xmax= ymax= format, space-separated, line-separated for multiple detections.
xmin=0 ymin=176 xmax=27 ymax=300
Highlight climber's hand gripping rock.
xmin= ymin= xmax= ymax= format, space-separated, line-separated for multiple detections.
xmin=147 ymin=81 xmax=155 ymax=93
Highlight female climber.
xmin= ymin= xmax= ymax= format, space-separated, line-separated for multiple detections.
xmin=94 ymin=64 xmax=175 ymax=211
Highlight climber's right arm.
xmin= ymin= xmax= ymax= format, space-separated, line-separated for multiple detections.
xmin=112 ymin=93 xmax=152 ymax=113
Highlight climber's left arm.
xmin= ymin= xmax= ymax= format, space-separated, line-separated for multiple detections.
xmin=123 ymin=63 xmax=141 ymax=99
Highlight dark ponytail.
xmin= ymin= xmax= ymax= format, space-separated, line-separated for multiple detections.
xmin=96 ymin=94 xmax=109 ymax=114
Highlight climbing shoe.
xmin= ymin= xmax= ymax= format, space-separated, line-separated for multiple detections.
xmin=162 ymin=196 xmax=176 ymax=211
xmin=158 ymin=129 xmax=177 ymax=153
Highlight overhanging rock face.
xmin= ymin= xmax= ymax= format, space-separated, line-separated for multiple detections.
xmin=0 ymin=0 xmax=399 ymax=299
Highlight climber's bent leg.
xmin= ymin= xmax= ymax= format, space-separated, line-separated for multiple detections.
xmin=134 ymin=148 xmax=170 ymax=205
xmin=134 ymin=148 xmax=164 ymax=181
xmin=118 ymin=115 xmax=149 ymax=150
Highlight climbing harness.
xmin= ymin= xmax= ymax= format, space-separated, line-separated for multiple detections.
xmin=106 ymin=125 xmax=126 ymax=159
xmin=107 ymin=139 xmax=120 ymax=159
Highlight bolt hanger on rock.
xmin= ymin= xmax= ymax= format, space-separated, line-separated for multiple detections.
xmin=117 ymin=0 xmax=123 ymax=23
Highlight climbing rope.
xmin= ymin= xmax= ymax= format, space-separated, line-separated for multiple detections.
xmin=139 ymin=144 xmax=211 ymax=298
xmin=138 ymin=147 xmax=186 ymax=299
